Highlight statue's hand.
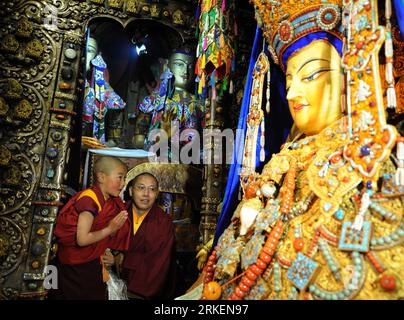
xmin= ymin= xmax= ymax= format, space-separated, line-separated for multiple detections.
xmin=196 ymin=238 xmax=214 ymax=271
xmin=196 ymin=248 xmax=208 ymax=271
xmin=161 ymin=109 xmax=177 ymax=139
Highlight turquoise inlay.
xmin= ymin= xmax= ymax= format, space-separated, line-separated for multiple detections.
xmin=325 ymin=12 xmax=333 ymax=21
xmin=294 ymin=21 xmax=317 ymax=35
xmin=292 ymin=11 xmax=317 ymax=25
xmin=287 ymin=253 xmax=319 ymax=290
xmin=333 ymin=209 xmax=345 ymax=220
xmin=273 ymin=33 xmax=280 ymax=47
xmin=339 ymin=221 xmax=372 ymax=251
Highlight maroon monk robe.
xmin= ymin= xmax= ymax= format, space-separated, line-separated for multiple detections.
xmin=50 ymin=185 xmax=131 ymax=300
xmin=121 ymin=201 xmax=177 ymax=299
xmin=54 ymin=185 xmax=131 ymax=265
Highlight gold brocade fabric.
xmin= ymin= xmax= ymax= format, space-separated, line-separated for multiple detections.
xmin=215 ymin=119 xmax=404 ymax=300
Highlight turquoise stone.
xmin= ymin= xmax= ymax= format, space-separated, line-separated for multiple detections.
xmin=318 ymin=291 xmax=326 ymax=299
xmin=334 ymin=209 xmax=345 ymax=220
xmin=325 ymin=13 xmax=333 ymax=21
xmin=46 ymin=168 xmax=55 ymax=178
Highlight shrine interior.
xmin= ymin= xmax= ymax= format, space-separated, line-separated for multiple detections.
xmin=1 ymin=0 xmax=404 ymax=302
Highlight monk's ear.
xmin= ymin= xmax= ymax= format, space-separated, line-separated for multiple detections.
xmin=95 ymin=171 xmax=104 ymax=183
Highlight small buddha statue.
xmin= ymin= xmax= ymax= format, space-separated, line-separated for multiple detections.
xmin=82 ymin=37 xmax=126 ymax=146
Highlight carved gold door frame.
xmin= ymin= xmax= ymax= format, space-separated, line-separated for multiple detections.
xmin=0 ymin=0 xmax=196 ymax=300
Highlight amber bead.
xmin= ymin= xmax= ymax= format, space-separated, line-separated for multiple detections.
xmin=245 ymin=183 xmax=258 ymax=199
xmin=203 ymin=281 xmax=222 ymax=300
xmin=59 ymin=82 xmax=71 ymax=90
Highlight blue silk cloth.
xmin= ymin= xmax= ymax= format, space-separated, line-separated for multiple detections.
xmin=212 ymin=27 xmax=263 ymax=248
xmin=394 ymin=0 xmax=404 ymax=39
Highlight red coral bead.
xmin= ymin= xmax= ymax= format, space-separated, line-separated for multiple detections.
xmin=330 ymin=154 xmax=341 ymax=164
xmin=256 ymin=258 xmax=267 ymax=269
xmin=246 ymin=269 xmax=258 ymax=281
xmin=380 ymin=275 xmax=396 ymax=291
xmin=241 ymin=276 xmax=254 ymax=287
xmin=356 ymin=41 xmax=364 ymax=50
xmin=259 ymin=252 xmax=272 ymax=263
xmin=251 ymin=264 xmax=264 ymax=275
xmin=229 ymin=294 xmax=241 ymax=300
xmin=239 ymin=283 xmax=250 ymax=292
xmin=206 ymin=266 xmax=214 ymax=273
xmin=234 ymin=287 xmax=246 ymax=298
xmin=262 ymin=246 xmax=274 ymax=256
xmin=293 ymin=238 xmax=305 ymax=252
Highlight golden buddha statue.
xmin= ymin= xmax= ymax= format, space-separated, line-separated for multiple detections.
xmin=136 ymin=50 xmax=204 ymax=153
xmin=196 ymin=0 xmax=404 ymax=300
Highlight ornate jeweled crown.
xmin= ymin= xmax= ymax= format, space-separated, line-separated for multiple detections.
xmin=251 ymin=0 xmax=344 ymax=70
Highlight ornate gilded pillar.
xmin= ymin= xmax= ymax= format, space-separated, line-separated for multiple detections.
xmin=0 ymin=0 xmax=79 ymax=299
xmin=200 ymin=95 xmax=225 ymax=245
xmin=196 ymin=0 xmax=237 ymax=246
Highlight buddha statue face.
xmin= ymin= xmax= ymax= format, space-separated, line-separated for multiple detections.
xmin=285 ymin=40 xmax=342 ymax=136
xmin=86 ymin=37 xmax=98 ymax=72
xmin=168 ymin=52 xmax=194 ymax=92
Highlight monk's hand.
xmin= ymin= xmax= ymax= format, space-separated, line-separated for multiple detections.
xmin=102 ymin=249 xmax=115 ymax=268
xmin=108 ymin=210 xmax=128 ymax=234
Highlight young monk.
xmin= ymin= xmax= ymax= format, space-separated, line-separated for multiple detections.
xmin=50 ymin=156 xmax=131 ymax=300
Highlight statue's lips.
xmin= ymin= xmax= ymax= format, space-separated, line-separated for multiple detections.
xmin=293 ymin=104 xmax=308 ymax=112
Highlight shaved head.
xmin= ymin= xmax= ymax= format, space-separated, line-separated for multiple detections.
xmin=94 ymin=156 xmax=126 ymax=182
